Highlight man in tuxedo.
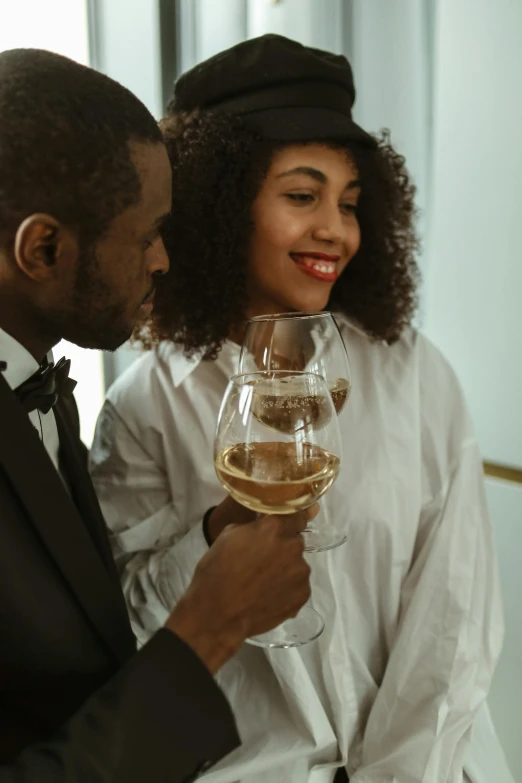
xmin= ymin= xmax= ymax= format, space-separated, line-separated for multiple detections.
xmin=0 ymin=48 xmax=312 ymax=782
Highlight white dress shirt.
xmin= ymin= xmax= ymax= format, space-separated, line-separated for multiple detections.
xmin=0 ymin=327 xmax=61 ymax=474
xmin=90 ymin=314 xmax=512 ymax=783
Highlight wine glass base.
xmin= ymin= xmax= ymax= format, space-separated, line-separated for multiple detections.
xmin=303 ymin=529 xmax=347 ymax=553
xmin=246 ymin=605 xmax=325 ymax=648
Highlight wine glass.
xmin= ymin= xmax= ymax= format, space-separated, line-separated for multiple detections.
xmin=214 ymin=370 xmax=342 ymax=648
xmin=239 ymin=311 xmax=351 ymax=551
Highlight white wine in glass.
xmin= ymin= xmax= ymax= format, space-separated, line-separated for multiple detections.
xmin=215 ymin=440 xmax=340 ymax=515
xmin=214 ymin=371 xmax=342 ymax=648
xmin=239 ymin=312 xmax=351 ymax=551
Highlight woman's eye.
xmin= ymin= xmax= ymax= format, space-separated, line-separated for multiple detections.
xmin=341 ymin=203 xmax=358 ymax=214
xmin=286 ymin=193 xmax=314 ymax=204
xmin=143 ymin=233 xmax=159 ymax=250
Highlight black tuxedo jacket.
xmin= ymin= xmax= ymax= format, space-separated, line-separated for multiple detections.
xmin=0 ymin=373 xmax=239 ymax=782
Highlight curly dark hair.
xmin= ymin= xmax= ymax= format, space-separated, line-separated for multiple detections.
xmin=136 ymin=110 xmax=419 ymax=357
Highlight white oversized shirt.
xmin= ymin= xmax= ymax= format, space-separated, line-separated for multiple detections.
xmin=90 ymin=314 xmax=511 ymax=783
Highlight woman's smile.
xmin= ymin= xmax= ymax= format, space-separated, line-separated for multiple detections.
xmin=289 ymin=251 xmax=341 ymax=282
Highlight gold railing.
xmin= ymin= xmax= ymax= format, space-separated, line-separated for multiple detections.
xmin=484 ymin=462 xmax=522 ymax=485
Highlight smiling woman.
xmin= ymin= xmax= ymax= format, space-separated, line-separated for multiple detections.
xmin=89 ymin=33 xmax=507 ymax=783
xmin=134 ymin=109 xmax=417 ymax=358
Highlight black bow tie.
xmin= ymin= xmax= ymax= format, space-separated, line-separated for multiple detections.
xmin=10 ymin=357 xmax=77 ymax=415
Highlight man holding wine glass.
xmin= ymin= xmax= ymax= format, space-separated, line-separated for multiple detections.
xmin=0 ymin=46 xmax=317 ymax=782
xmin=91 ymin=35 xmax=507 ymax=783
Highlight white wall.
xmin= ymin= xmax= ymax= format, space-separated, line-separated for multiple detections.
xmin=486 ymin=478 xmax=522 ymax=781
xmin=348 ymin=0 xmax=432 ymax=275
xmin=246 ymin=0 xmax=344 ymax=53
xmin=178 ymin=0 xmax=345 ymax=77
xmin=93 ymin=0 xmax=162 ymax=118
xmin=178 ymin=0 xmax=246 ymax=72
xmin=424 ymin=0 xmax=522 ymax=468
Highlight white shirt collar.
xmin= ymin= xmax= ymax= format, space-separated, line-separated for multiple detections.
xmin=160 ymin=344 xmax=202 ymax=388
xmin=0 ymin=327 xmax=41 ymax=390
xmin=0 ymin=327 xmax=56 ymax=391
xmin=160 ymin=339 xmax=241 ymax=388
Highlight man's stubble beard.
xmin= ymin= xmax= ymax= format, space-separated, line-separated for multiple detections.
xmin=53 ymin=244 xmax=132 ymax=352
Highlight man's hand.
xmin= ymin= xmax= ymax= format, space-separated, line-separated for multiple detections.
xmin=165 ymin=506 xmax=317 ymax=673
xmin=205 ymin=495 xmax=257 ymax=544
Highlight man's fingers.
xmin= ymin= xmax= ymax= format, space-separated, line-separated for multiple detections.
xmin=305 ymin=503 xmax=320 ymax=521
xmin=255 ymin=503 xmax=320 ymax=535
xmin=282 ymin=512 xmax=308 ymax=535
xmin=275 ymin=504 xmax=319 ymax=535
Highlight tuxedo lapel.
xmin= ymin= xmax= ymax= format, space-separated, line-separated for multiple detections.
xmin=0 ymin=374 xmax=135 ymax=662
xmin=54 ymin=400 xmax=122 ymax=585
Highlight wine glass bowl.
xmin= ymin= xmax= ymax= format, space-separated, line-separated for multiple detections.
xmin=216 ymin=439 xmax=339 ymax=515
xmin=215 ymin=372 xmax=341 ymax=517
xmin=239 ymin=311 xmax=352 ymax=416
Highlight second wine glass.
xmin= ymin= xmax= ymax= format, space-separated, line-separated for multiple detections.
xmin=239 ymin=311 xmax=351 ymax=551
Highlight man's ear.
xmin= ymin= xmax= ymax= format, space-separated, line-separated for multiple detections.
xmin=13 ymin=214 xmax=68 ymax=281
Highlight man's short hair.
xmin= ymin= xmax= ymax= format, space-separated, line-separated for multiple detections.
xmin=0 ymin=48 xmax=163 ymax=248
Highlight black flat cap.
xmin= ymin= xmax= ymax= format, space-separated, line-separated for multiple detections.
xmin=171 ymin=34 xmax=376 ymax=147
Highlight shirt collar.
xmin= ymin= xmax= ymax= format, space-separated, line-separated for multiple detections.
xmin=165 ymin=346 xmax=202 ymax=388
xmin=0 ymin=327 xmax=42 ymax=390
xmin=0 ymin=327 xmax=56 ymax=391
xmin=162 ymin=340 xmax=241 ymax=388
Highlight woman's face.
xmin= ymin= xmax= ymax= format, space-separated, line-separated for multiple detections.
xmin=247 ymin=143 xmax=361 ymax=317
